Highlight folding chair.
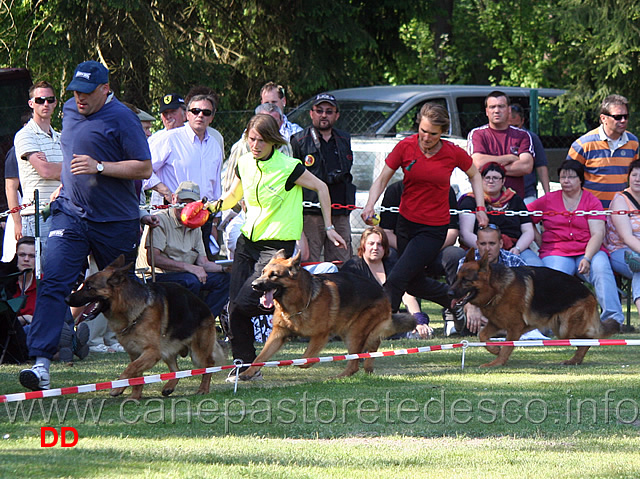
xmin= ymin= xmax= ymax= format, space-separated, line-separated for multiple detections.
xmin=0 ymin=270 xmax=30 ymax=364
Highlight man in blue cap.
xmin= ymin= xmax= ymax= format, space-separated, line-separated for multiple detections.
xmin=19 ymin=61 xmax=152 ymax=391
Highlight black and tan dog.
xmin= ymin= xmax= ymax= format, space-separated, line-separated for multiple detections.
xmin=239 ymin=251 xmax=416 ymax=380
xmin=66 ymin=255 xmax=226 ymax=399
xmin=449 ymin=250 xmax=620 ymax=367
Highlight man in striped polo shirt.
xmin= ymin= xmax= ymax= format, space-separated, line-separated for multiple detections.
xmin=13 ymin=80 xmax=63 ymax=264
xmin=567 ymin=94 xmax=639 ymax=208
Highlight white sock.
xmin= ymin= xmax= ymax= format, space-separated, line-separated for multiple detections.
xmin=36 ymin=357 xmax=51 ymax=370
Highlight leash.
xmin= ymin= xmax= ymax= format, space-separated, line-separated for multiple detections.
xmin=149 ymin=227 xmax=156 ymax=283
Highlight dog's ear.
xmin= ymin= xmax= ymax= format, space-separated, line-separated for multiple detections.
xmin=465 ymin=248 xmax=476 ymax=263
xmin=478 ymin=251 xmax=490 ymax=270
xmin=290 ymin=251 xmax=301 ymax=267
xmin=110 ymin=254 xmax=126 ymax=269
xmin=274 ymin=249 xmax=287 ymax=260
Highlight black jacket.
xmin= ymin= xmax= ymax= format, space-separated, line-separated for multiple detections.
xmin=290 ymin=126 xmax=355 ymax=215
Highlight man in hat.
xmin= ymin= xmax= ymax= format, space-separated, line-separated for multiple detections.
xmin=158 ymin=93 xmax=187 ymax=132
xmin=19 ymin=60 xmax=152 ymax=391
xmin=290 ymin=93 xmax=355 ymax=262
xmin=145 ymin=180 xmax=229 ymax=317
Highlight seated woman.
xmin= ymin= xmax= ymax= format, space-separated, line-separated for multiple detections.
xmin=527 ymin=159 xmax=624 ymax=326
xmin=459 ymin=162 xmax=542 ymax=266
xmin=342 ymin=226 xmax=434 ymax=339
xmin=3 ymin=236 xmax=90 ymax=362
xmin=605 ymin=159 xmax=640 ymax=324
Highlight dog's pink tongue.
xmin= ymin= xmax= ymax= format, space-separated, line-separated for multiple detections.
xmin=260 ymin=290 xmax=274 ymax=309
xmin=451 ymin=299 xmax=458 ymax=309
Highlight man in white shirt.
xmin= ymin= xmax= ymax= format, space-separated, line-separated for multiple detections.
xmin=149 ymin=92 xmax=224 ymax=258
xmin=13 ymin=80 xmax=63 ymax=263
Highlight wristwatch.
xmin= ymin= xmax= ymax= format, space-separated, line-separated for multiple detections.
xmin=96 ymin=161 xmax=104 ymax=174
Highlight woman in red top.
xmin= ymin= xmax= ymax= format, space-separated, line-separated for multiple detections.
xmin=361 ymin=103 xmax=488 ymax=312
xmin=12 ymin=236 xmax=37 ymax=326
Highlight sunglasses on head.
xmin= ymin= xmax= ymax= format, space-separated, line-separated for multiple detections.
xmin=33 ymin=96 xmax=56 ymax=105
xmin=603 ymin=113 xmax=629 ymax=121
xmin=189 ymin=108 xmax=213 ymax=117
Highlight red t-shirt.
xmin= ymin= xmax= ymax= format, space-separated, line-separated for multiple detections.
xmin=385 ymin=136 xmax=473 ymax=226
xmin=14 ymin=276 xmax=36 ymax=316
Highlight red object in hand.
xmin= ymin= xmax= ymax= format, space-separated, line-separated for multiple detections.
xmin=180 ymin=201 xmax=210 ymax=228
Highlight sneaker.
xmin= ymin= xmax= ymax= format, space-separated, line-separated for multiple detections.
xmin=451 ymin=304 xmax=466 ymax=333
xmin=225 ymin=368 xmax=263 ymax=383
xmin=19 ymin=364 xmax=50 ymax=391
xmin=519 ymin=329 xmax=550 ymax=340
xmin=625 ymin=250 xmax=640 ymax=273
xmin=107 ymin=342 xmax=126 ymax=353
xmin=620 ymin=323 xmax=636 ymax=333
xmin=89 ymin=343 xmax=111 ymax=353
xmin=73 ymin=323 xmax=90 ymax=359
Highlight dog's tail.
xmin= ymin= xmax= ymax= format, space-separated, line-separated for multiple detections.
xmin=372 ymin=312 xmax=417 ymax=339
xmin=600 ymin=318 xmax=622 ymax=338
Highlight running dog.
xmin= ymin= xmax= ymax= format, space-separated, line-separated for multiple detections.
xmin=449 ymin=250 xmax=620 ymax=367
xmin=239 ymin=251 xmax=416 ymax=380
xmin=66 ymin=255 xmax=226 ymax=399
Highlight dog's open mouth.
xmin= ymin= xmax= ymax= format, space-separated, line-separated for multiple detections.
xmin=450 ymin=291 xmax=475 ymax=309
xmin=74 ymin=301 xmax=106 ymax=325
xmin=259 ymin=290 xmax=276 ymax=309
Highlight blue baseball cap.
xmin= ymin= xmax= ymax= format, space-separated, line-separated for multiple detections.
xmin=66 ymin=61 xmax=109 ymax=93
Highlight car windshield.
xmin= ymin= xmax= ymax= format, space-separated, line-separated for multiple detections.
xmin=288 ymin=100 xmax=403 ymax=136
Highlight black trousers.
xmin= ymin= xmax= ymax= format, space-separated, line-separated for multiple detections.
xmin=384 ymin=215 xmax=448 ymax=312
xmin=228 ymin=235 xmax=295 ymax=364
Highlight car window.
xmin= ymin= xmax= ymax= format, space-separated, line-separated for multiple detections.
xmin=288 ymin=100 xmax=402 ymax=136
xmin=392 ymin=97 xmax=448 ymax=136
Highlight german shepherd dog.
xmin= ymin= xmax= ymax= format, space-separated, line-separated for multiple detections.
xmin=449 ymin=250 xmax=620 ymax=367
xmin=66 ymin=255 xmax=226 ymax=399
xmin=239 ymin=251 xmax=416 ymax=380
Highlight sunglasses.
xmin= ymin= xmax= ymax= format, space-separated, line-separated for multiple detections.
xmin=603 ymin=113 xmax=629 ymax=121
xmin=479 ymin=224 xmax=498 ymax=231
xmin=33 ymin=96 xmax=56 ymax=105
xmin=189 ymin=108 xmax=213 ymax=117
xmin=313 ymin=108 xmax=336 ymax=115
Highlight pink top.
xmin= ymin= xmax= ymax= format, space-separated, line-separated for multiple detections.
xmin=604 ymin=190 xmax=640 ymax=253
xmin=527 ymin=190 xmax=605 ymax=258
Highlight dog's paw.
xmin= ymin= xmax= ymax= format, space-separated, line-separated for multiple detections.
xmin=110 ymin=387 xmax=126 ymax=397
xmin=161 ymin=388 xmax=175 ymax=397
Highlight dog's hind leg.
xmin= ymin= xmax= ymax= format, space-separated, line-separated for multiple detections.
xmin=562 ymin=346 xmax=590 ymax=365
xmin=111 ymin=349 xmax=162 ymax=399
xmin=161 ymin=355 xmax=181 ymax=397
xmin=361 ymin=336 xmax=381 ymax=374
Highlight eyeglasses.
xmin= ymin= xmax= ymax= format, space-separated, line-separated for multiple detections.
xmin=559 ymin=175 xmax=579 ymax=181
xmin=33 ymin=96 xmax=56 ymax=105
xmin=603 ymin=113 xmax=629 ymax=121
xmin=313 ymin=108 xmax=336 ymax=115
xmin=17 ymin=253 xmax=36 ymax=259
xmin=188 ymin=108 xmax=213 ymax=117
xmin=483 ymin=175 xmax=504 ymax=183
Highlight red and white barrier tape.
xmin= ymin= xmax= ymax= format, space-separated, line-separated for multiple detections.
xmin=3 ymin=338 xmax=640 ymax=403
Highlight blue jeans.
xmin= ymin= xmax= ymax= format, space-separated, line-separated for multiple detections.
xmin=27 ymin=201 xmax=140 ymax=359
xmin=155 ymin=271 xmax=230 ymax=318
xmin=542 ymin=251 xmax=624 ymax=324
xmin=610 ymin=248 xmax=640 ymax=304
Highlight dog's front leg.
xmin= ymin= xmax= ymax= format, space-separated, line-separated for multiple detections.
xmin=298 ymin=333 xmax=331 ymax=369
xmin=239 ymin=326 xmax=289 ymax=380
xmin=111 ymin=349 xmax=162 ymax=399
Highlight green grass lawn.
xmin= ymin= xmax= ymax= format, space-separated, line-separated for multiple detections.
xmin=1 ymin=306 xmax=640 ymax=478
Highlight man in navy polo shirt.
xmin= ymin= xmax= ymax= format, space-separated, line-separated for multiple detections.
xmin=19 ymin=61 xmax=152 ymax=391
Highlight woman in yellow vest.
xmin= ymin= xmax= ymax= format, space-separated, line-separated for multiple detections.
xmin=215 ymin=114 xmax=346 ymax=379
